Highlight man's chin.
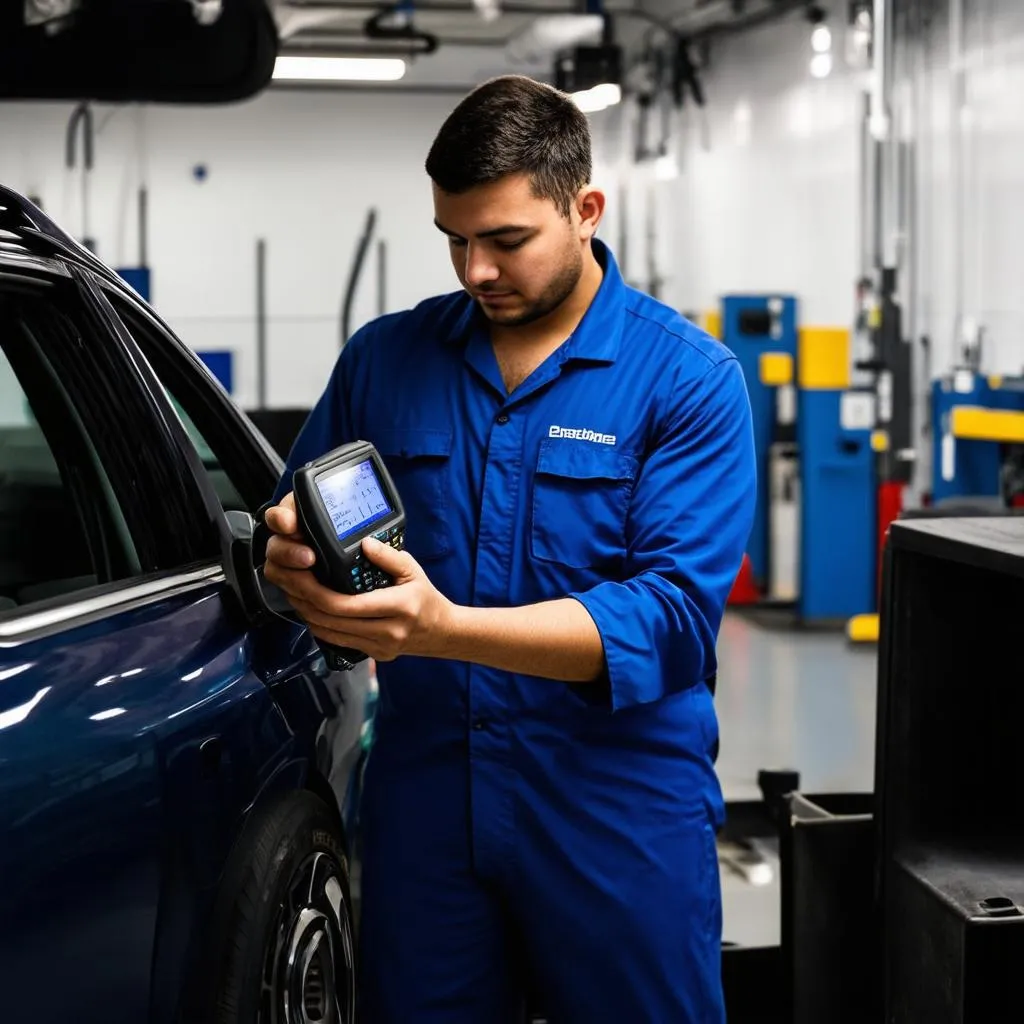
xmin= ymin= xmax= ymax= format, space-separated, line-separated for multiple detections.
xmin=477 ymin=302 xmax=526 ymax=325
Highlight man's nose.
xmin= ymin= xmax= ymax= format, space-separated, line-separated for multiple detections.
xmin=463 ymin=244 xmax=500 ymax=287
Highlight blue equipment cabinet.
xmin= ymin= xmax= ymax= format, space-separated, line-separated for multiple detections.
xmin=930 ymin=373 xmax=1024 ymax=505
xmin=722 ymin=297 xmax=879 ymax=624
xmin=796 ymin=327 xmax=877 ymax=622
xmin=798 ymin=387 xmax=876 ymax=620
xmin=721 ymin=295 xmax=798 ymax=592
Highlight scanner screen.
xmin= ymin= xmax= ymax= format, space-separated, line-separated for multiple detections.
xmin=316 ymin=458 xmax=392 ymax=541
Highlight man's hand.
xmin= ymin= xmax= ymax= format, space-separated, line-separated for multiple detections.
xmin=263 ymin=493 xmax=455 ymax=662
xmin=263 ymin=493 xmax=604 ymax=682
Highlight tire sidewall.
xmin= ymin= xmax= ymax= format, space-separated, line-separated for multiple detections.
xmin=194 ymin=792 xmax=355 ymax=1024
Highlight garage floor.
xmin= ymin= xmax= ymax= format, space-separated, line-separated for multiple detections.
xmin=714 ymin=610 xmax=878 ymax=947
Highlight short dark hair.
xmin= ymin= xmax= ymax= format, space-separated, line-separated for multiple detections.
xmin=425 ymin=75 xmax=592 ymax=218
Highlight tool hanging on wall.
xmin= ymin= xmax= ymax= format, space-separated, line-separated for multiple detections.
xmin=341 ymin=207 xmax=387 ymax=348
xmin=114 ymin=105 xmax=153 ymax=302
xmin=65 ymin=102 xmax=95 ymax=253
xmin=115 ymin=186 xmax=152 ymax=302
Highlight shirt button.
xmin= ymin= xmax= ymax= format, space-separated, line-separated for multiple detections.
xmin=472 ymin=717 xmax=486 ymax=730
xmin=496 ymin=413 xmax=509 ymax=425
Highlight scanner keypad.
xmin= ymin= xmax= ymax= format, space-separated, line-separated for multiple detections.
xmin=349 ymin=526 xmax=406 ymax=594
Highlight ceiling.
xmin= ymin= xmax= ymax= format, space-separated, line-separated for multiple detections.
xmin=269 ymin=0 xmax=818 ymax=91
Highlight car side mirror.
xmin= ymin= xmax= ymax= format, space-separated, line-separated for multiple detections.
xmin=220 ymin=509 xmax=300 ymax=626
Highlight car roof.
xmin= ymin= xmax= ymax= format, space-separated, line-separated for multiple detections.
xmin=0 ymin=185 xmax=119 ymax=284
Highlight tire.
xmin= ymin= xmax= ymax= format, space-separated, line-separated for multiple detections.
xmin=188 ymin=791 xmax=356 ymax=1024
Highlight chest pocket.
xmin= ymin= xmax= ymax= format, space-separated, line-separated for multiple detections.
xmin=531 ymin=440 xmax=638 ymax=569
xmin=371 ymin=427 xmax=452 ymax=562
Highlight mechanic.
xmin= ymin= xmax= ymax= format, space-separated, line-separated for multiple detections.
xmin=263 ymin=74 xmax=756 ymax=1024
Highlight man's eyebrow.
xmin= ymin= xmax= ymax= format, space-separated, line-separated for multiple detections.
xmin=433 ymin=219 xmax=533 ymax=239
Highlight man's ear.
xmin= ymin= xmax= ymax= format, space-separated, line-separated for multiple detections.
xmin=576 ymin=185 xmax=606 ymax=240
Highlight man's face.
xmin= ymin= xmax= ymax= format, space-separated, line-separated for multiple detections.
xmin=432 ymin=173 xmax=583 ymax=328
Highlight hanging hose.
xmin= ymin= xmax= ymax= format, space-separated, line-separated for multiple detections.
xmin=65 ymin=102 xmax=95 ymax=251
xmin=341 ymin=207 xmax=378 ymax=349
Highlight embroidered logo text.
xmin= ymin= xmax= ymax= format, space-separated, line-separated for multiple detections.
xmin=548 ymin=425 xmax=617 ymax=446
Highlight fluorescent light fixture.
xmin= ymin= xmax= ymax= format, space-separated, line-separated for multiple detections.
xmin=571 ymin=82 xmax=621 ymax=113
xmin=810 ymin=52 xmax=833 ymax=78
xmin=273 ymin=55 xmax=407 ymax=83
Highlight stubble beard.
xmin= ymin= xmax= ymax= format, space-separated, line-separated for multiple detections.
xmin=477 ymin=245 xmax=583 ymax=329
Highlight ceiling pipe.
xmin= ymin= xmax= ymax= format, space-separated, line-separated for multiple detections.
xmin=671 ymin=0 xmax=810 ymax=42
xmin=281 ymin=0 xmax=599 ymax=13
xmin=284 ymin=30 xmax=507 ymax=48
xmin=949 ymin=0 xmax=967 ymax=361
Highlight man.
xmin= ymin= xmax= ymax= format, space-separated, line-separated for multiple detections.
xmin=263 ymin=75 xmax=755 ymax=1023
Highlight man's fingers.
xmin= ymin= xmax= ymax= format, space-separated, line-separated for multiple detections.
xmin=266 ymin=534 xmax=316 ymax=570
xmin=264 ymin=561 xmax=405 ymax=619
xmin=289 ymin=596 xmax=389 ymax=639
xmin=362 ymin=537 xmax=418 ymax=579
xmin=265 ymin=492 xmax=300 ymax=538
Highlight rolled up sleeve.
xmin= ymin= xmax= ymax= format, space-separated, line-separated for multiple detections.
xmin=570 ymin=357 xmax=756 ymax=711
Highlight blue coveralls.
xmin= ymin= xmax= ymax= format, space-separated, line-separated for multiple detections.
xmin=277 ymin=240 xmax=756 ymax=1023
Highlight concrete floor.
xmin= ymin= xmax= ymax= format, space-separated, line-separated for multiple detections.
xmin=714 ymin=610 xmax=878 ymax=947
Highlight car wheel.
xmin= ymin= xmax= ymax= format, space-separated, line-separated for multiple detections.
xmin=197 ymin=792 xmax=356 ymax=1024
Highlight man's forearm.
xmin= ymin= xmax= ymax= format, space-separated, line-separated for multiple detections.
xmin=427 ymin=598 xmax=606 ymax=683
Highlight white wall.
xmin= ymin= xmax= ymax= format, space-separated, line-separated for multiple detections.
xmin=664 ymin=0 xmax=863 ymax=327
xmin=0 ymin=91 xmax=485 ymax=408
xmin=896 ymin=0 xmax=1024 ymax=378
xmin=0 ymin=86 xmax=630 ymax=410
xmin=639 ymin=0 xmax=1024 ymax=500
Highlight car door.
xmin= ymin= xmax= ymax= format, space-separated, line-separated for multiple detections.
xmin=0 ymin=263 xmax=255 ymax=1024
xmin=95 ymin=279 xmax=373 ymax=1022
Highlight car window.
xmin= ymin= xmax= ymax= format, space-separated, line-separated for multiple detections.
xmin=107 ymin=293 xmax=278 ymax=518
xmin=0 ymin=273 xmax=220 ymax=620
xmin=0 ymin=289 xmax=140 ymax=611
xmin=167 ymin=392 xmax=248 ymax=512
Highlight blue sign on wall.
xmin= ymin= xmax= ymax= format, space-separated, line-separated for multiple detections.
xmin=115 ymin=267 xmax=151 ymax=302
xmin=196 ymin=351 xmax=234 ymax=395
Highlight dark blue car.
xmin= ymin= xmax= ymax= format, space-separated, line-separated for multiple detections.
xmin=0 ymin=186 xmax=370 ymax=1024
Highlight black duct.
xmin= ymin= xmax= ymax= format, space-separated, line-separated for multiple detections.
xmin=0 ymin=0 xmax=278 ymax=103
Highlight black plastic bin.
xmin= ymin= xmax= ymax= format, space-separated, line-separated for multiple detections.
xmin=779 ymin=791 xmax=879 ymax=1024
xmin=876 ymin=516 xmax=1024 ymax=1023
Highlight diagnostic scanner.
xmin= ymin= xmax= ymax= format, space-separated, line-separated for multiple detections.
xmin=291 ymin=440 xmax=406 ymax=669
